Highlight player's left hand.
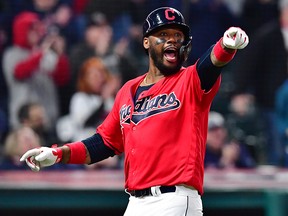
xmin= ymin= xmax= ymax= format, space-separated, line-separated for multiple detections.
xmin=222 ymin=27 xmax=249 ymax=50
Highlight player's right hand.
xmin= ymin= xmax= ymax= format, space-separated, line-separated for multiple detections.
xmin=222 ymin=27 xmax=249 ymax=50
xmin=20 ymin=146 xmax=63 ymax=171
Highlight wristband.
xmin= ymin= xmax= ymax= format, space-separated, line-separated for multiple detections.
xmin=51 ymin=144 xmax=63 ymax=163
xmin=65 ymin=142 xmax=86 ymax=164
xmin=213 ymin=38 xmax=236 ymax=62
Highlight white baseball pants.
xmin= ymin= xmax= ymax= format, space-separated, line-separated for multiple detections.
xmin=123 ymin=185 xmax=203 ymax=216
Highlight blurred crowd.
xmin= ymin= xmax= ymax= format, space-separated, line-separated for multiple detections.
xmin=0 ymin=0 xmax=288 ymax=171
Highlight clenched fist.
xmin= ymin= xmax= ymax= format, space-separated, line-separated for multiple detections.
xmin=223 ymin=27 xmax=249 ymax=50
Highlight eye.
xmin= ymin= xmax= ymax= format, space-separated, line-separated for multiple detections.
xmin=159 ymin=31 xmax=167 ymax=37
xmin=175 ymin=32 xmax=184 ymax=38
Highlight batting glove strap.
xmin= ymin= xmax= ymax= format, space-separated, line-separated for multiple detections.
xmin=223 ymin=27 xmax=249 ymax=50
xmin=51 ymin=144 xmax=63 ymax=163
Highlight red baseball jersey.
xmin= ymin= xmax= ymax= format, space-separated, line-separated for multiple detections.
xmin=97 ymin=64 xmax=221 ymax=195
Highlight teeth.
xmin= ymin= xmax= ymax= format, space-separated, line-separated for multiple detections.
xmin=164 ymin=52 xmax=177 ymax=62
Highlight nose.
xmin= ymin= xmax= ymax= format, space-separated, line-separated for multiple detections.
xmin=167 ymin=34 xmax=177 ymax=44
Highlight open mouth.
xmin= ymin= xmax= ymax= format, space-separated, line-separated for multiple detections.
xmin=164 ymin=47 xmax=178 ymax=63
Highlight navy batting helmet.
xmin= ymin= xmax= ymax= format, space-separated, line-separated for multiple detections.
xmin=143 ymin=7 xmax=192 ymax=61
xmin=143 ymin=7 xmax=191 ymax=42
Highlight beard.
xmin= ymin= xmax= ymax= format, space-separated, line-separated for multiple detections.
xmin=150 ymin=47 xmax=183 ymax=76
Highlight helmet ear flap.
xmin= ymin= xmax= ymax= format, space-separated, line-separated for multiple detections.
xmin=180 ymin=36 xmax=192 ymax=62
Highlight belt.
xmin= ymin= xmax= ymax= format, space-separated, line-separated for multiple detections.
xmin=128 ymin=186 xmax=176 ymax=197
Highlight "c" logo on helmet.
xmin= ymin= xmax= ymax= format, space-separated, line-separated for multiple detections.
xmin=165 ymin=9 xmax=175 ymax=20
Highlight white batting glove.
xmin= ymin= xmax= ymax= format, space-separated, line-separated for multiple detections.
xmin=223 ymin=27 xmax=249 ymax=50
xmin=20 ymin=146 xmax=63 ymax=171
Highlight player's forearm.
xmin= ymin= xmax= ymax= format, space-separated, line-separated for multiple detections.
xmin=196 ymin=46 xmax=222 ymax=92
xmin=210 ymin=38 xmax=236 ymax=67
xmin=61 ymin=133 xmax=116 ymax=165
xmin=59 ymin=145 xmax=91 ymax=164
xmin=60 ymin=142 xmax=91 ymax=164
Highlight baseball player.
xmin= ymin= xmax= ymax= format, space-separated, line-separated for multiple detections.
xmin=20 ymin=7 xmax=249 ymax=216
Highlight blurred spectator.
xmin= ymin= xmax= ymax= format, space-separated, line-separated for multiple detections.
xmin=56 ymin=57 xmax=121 ymax=169
xmin=83 ymin=0 xmax=129 ymax=42
xmin=275 ymin=79 xmax=288 ymax=166
xmin=230 ymin=0 xmax=287 ymax=165
xmin=0 ymin=127 xmax=41 ymax=170
xmin=69 ymin=14 xmax=136 ymax=98
xmin=72 ymin=0 xmax=89 ymax=15
xmin=22 ymin=0 xmax=81 ymax=115
xmin=25 ymin=0 xmax=81 ymax=51
xmin=2 ymin=12 xmax=70 ymax=131
xmin=57 ymin=57 xmax=120 ymax=142
xmin=225 ymin=94 xmax=266 ymax=164
xmin=70 ymin=0 xmax=90 ymax=41
xmin=205 ymin=112 xmax=256 ymax=169
xmin=0 ymin=2 xmax=11 ymax=144
xmin=0 ymin=0 xmax=80 ymax=49
xmin=68 ymin=16 xmax=114 ymax=102
xmin=0 ymin=126 xmax=84 ymax=170
xmin=18 ymin=102 xmax=59 ymax=147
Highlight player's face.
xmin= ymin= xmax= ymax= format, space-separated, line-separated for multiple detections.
xmin=146 ymin=26 xmax=185 ymax=75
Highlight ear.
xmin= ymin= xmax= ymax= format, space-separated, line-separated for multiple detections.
xmin=143 ymin=37 xmax=149 ymax=50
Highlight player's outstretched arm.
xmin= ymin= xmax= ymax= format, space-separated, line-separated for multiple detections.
xmin=20 ymin=142 xmax=91 ymax=171
xmin=196 ymin=27 xmax=249 ymax=92
xmin=211 ymin=27 xmax=249 ymax=67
